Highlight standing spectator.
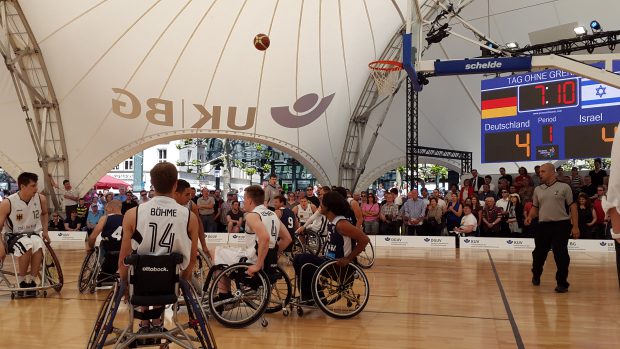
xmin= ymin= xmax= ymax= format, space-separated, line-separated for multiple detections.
xmin=519 ymin=178 xmax=534 ymax=203
xmin=592 ymin=186 xmax=607 ymax=239
xmin=497 ymin=178 xmax=510 ymax=194
xmin=305 ymin=186 xmax=320 ymax=207
xmin=51 ymin=177 xmax=79 ymax=215
xmin=454 ymin=204 xmax=477 ymax=236
xmin=525 ymin=163 xmax=579 ymax=293
xmin=478 ymin=175 xmax=495 ymax=194
xmin=481 ymin=197 xmax=502 ymax=237
xmin=470 ymin=169 xmax=484 ymax=191
xmin=479 ymin=184 xmax=496 ymax=201
xmin=197 ymin=188 xmax=216 ymax=232
xmin=506 ymin=194 xmax=524 ymax=236
xmin=113 ymin=186 xmax=127 ymax=202
xmin=48 ymin=212 xmax=65 ymax=231
xmin=581 ymin=176 xmax=597 ymax=199
xmin=514 ymin=167 xmax=532 ymax=192
xmin=379 ymin=192 xmax=400 ymax=235
xmin=390 ymin=188 xmax=403 ymax=207
xmin=286 ymin=192 xmax=298 ymax=209
xmin=556 ymin=167 xmax=571 ymax=185
xmin=400 ymin=190 xmax=427 ymax=236
xmin=531 ymin=165 xmax=542 ymax=187
xmin=376 ymin=183 xmax=386 ymax=203
xmin=76 ymin=198 xmax=88 ymax=228
xmin=498 ymin=167 xmax=513 ymax=186
xmin=496 ymin=189 xmax=510 ymax=212
xmin=420 ymin=188 xmax=430 ymax=206
xmin=190 ymin=187 xmax=199 ymax=204
xmin=569 ymin=167 xmax=584 ymax=194
xmin=589 ymin=158 xmax=607 ymax=187
xmin=361 ymin=193 xmax=380 ymax=235
xmin=424 ymin=197 xmax=444 ymax=236
xmin=219 ymin=192 xmax=235 ymax=230
xmin=64 ymin=210 xmax=81 ymax=231
xmin=138 ymin=190 xmax=150 ymax=204
xmin=431 ymin=189 xmax=447 ymax=212
xmin=264 ymin=174 xmax=280 ymax=210
xmin=470 ymin=196 xmax=483 ymax=235
xmin=226 ymin=200 xmax=244 ymax=234
xmin=509 ymin=185 xmax=518 ymax=194
xmin=459 ymin=179 xmax=475 ymax=203
xmin=86 ymin=203 xmax=104 ymax=235
xmin=213 ymin=190 xmax=224 ymax=231
xmin=445 ymin=193 xmax=462 ymax=232
xmin=576 ymin=193 xmax=597 ymax=239
xmin=121 ymin=192 xmax=138 ymax=215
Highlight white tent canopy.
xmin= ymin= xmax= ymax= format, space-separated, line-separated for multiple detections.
xmin=0 ymin=0 xmax=617 ymax=196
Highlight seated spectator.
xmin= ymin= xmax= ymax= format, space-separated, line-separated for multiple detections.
xmin=582 ymin=175 xmax=597 ymax=199
xmin=86 ymin=203 xmax=104 ymax=235
xmin=64 ymin=210 xmax=81 ymax=232
xmin=459 ymin=179 xmax=475 ymax=203
xmin=454 ymin=204 xmax=477 ymax=235
xmin=518 ymin=178 xmax=534 ymax=203
xmin=379 ymin=192 xmax=400 ymax=235
xmin=556 ymin=167 xmax=571 ymax=184
xmin=226 ymin=200 xmax=244 ymax=234
xmin=496 ymin=189 xmax=510 ymax=212
xmin=509 ymin=185 xmax=518 ymax=194
xmin=478 ymin=175 xmax=496 ymax=194
xmin=498 ymin=167 xmax=512 ymax=186
xmin=577 ymin=192 xmax=597 ymax=239
xmin=506 ymin=193 xmax=524 ymax=236
xmin=514 ymin=167 xmax=532 ymax=193
xmin=424 ymin=197 xmax=444 ymax=236
xmin=431 ymin=189 xmax=447 ymax=212
xmin=446 ymin=193 xmax=462 ymax=231
xmin=481 ymin=197 xmax=502 ymax=237
xmin=479 ymin=184 xmax=496 ymax=201
xmin=48 ymin=212 xmax=64 ymax=231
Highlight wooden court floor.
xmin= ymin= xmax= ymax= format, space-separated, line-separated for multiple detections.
xmin=1 ymin=244 xmax=619 ymax=349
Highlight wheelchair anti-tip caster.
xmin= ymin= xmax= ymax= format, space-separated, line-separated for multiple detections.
xmin=283 ymin=308 xmax=290 ymax=317
xmin=10 ymin=292 xmax=15 ymax=300
xmin=261 ymin=319 xmax=268 ymax=327
xmin=297 ymin=307 xmax=304 ymax=317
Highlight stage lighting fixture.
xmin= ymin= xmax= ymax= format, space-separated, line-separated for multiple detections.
xmin=573 ymin=26 xmax=587 ymax=36
xmin=506 ymin=42 xmax=519 ymax=49
xmin=590 ymin=20 xmax=602 ymax=32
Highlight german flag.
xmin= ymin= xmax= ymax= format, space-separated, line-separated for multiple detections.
xmin=481 ymin=87 xmax=517 ymax=119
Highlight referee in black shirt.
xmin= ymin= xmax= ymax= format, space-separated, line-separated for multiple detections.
xmin=525 ymin=163 xmax=579 ymax=293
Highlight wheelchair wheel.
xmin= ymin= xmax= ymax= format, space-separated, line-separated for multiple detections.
xmin=78 ymin=248 xmax=98 ymax=293
xmin=304 ymin=230 xmax=322 ymax=255
xmin=180 ymin=279 xmax=217 ymax=349
xmin=284 ymin=235 xmax=305 ymax=263
xmin=311 ymin=260 xmax=369 ymax=319
xmin=43 ymin=241 xmax=63 ymax=292
xmin=208 ymin=263 xmax=270 ymax=328
xmin=192 ymin=249 xmax=212 ymax=296
xmin=265 ymin=266 xmax=292 ymax=314
xmin=87 ymin=282 xmax=125 ymax=349
xmin=355 ymin=240 xmax=375 ymax=269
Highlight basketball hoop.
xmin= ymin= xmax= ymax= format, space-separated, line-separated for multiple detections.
xmin=369 ymin=60 xmax=403 ymax=97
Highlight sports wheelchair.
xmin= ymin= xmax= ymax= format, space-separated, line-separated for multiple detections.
xmin=198 ymin=247 xmax=292 ymax=328
xmin=285 ymin=257 xmax=370 ymax=319
xmin=87 ymin=253 xmax=216 ymax=349
xmin=79 ymin=239 xmax=120 ymax=293
xmin=0 ymin=236 xmax=63 ymax=299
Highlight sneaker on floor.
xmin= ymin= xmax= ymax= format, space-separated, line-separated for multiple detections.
xmin=136 ymin=325 xmax=153 ymax=346
xmin=531 ymin=277 xmax=540 ymax=286
xmin=554 ymin=285 xmax=569 ymax=293
xmin=26 ymin=281 xmax=37 ymax=297
xmin=213 ymin=292 xmax=233 ymax=313
xmin=17 ymin=281 xmax=28 ymax=298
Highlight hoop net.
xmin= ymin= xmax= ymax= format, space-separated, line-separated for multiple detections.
xmin=369 ymin=60 xmax=403 ymax=97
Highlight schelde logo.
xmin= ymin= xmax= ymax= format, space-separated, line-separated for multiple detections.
xmin=424 ymin=238 xmax=430 ymax=242
xmin=271 ymin=93 xmax=335 ymax=128
xmin=142 ymin=267 xmax=168 ymax=272
xmin=465 ymin=61 xmax=502 ymax=70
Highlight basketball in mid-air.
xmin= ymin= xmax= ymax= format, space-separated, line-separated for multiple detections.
xmin=254 ymin=33 xmax=270 ymax=51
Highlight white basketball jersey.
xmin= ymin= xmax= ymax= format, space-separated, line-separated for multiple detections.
xmin=3 ymin=193 xmax=42 ymax=234
xmin=297 ymin=204 xmax=313 ymax=223
xmin=244 ymin=205 xmax=279 ymax=252
xmin=131 ymin=196 xmax=192 ymax=270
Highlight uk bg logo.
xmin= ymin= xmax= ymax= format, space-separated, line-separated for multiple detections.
xmin=271 ymin=93 xmax=335 ymax=128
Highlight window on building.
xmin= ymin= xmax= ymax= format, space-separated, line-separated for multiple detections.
xmin=158 ymin=149 xmax=167 ymax=163
xmin=187 ymin=149 xmax=192 ymax=161
xmin=124 ymin=156 xmax=134 ymax=171
xmin=112 ymin=164 xmax=120 ymax=170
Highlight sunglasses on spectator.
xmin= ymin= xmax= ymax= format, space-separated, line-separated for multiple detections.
xmin=501 ymin=191 xmax=508 ymax=193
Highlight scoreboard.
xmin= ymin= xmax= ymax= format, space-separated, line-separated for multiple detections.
xmin=481 ymin=62 xmax=620 ymax=163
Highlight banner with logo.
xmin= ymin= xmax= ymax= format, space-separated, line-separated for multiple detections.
xmin=375 ymin=235 xmax=455 ymax=249
xmin=459 ymin=237 xmax=614 ymax=252
xmin=204 ymin=233 xmax=229 ymax=244
xmin=568 ymin=239 xmax=616 ymax=252
xmin=49 ymin=231 xmax=87 ymax=243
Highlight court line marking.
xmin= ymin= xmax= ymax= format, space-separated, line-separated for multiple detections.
xmin=365 ymin=309 xmax=509 ymax=321
xmin=487 ymin=249 xmax=525 ymax=349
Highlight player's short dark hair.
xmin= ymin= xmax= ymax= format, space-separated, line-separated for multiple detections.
xmin=333 ymin=187 xmax=347 ymax=199
xmin=463 ymin=204 xmax=472 ymax=210
xmin=17 ymin=172 xmax=38 ymax=189
xmin=175 ymin=179 xmax=190 ymax=193
xmin=595 ymin=158 xmax=602 ymax=164
xmin=62 ymin=179 xmax=69 ymax=185
xmin=150 ymin=162 xmax=178 ymax=194
xmin=274 ymin=195 xmax=286 ymax=204
xmin=244 ymin=185 xmax=265 ymax=205
xmin=321 ymin=192 xmax=350 ymax=216
xmin=270 ymin=174 xmax=277 ymax=179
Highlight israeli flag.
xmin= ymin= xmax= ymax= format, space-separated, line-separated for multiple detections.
xmin=581 ymin=79 xmax=620 ymax=109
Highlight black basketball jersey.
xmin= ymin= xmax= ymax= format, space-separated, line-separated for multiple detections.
xmin=100 ymin=214 xmax=123 ymax=251
xmin=278 ymin=207 xmax=296 ymax=236
xmin=324 ymin=216 xmax=352 ymax=260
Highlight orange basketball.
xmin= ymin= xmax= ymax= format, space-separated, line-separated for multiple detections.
xmin=254 ymin=33 xmax=270 ymax=51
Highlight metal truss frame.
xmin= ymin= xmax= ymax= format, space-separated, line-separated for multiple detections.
xmin=0 ymin=0 xmax=67 ymax=210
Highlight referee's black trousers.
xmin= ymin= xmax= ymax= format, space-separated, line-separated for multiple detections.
xmin=531 ymin=220 xmax=571 ymax=288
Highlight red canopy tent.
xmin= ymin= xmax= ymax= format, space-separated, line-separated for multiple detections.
xmin=95 ymin=175 xmax=130 ymax=190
